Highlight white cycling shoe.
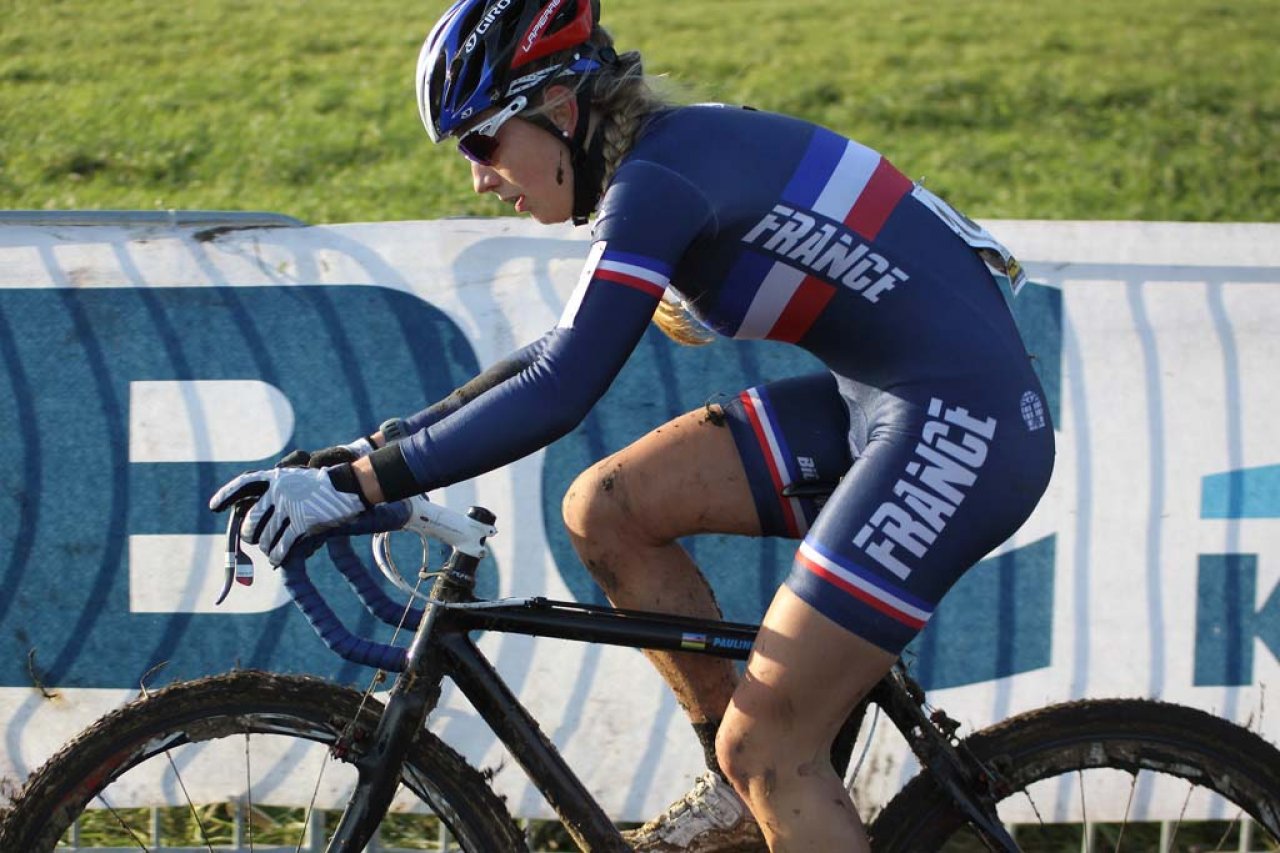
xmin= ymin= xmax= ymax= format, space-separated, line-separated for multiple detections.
xmin=621 ymin=770 xmax=767 ymax=852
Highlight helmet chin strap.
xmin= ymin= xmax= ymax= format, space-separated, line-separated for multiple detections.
xmin=541 ymin=89 xmax=605 ymax=226
xmin=530 ymin=103 xmax=606 ymax=225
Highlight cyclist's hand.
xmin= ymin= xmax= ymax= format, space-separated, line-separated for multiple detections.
xmin=276 ymin=437 xmax=375 ymax=469
xmin=208 ymin=466 xmax=369 ymax=565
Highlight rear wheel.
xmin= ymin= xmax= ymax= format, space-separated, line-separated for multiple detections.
xmin=870 ymin=698 xmax=1280 ymax=851
xmin=0 ymin=670 xmax=525 ymax=851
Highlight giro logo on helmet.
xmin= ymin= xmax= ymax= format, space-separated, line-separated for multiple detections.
xmin=464 ymin=0 xmax=513 ymax=54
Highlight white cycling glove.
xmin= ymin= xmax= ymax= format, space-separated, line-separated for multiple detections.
xmin=209 ymin=465 xmax=370 ymax=565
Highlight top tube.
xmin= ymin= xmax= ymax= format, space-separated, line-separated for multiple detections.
xmin=232 ymin=499 xmax=762 ymax=671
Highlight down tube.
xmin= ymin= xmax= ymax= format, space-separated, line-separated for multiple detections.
xmin=438 ymin=632 xmax=630 ymax=852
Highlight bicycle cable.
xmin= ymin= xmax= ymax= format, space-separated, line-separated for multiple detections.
xmin=847 ymin=706 xmax=879 ymax=789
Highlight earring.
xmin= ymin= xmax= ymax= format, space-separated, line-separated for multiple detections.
xmin=556 ymin=148 xmax=565 ymax=185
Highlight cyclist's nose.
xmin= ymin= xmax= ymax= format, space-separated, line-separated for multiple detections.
xmin=471 ymin=162 xmax=500 ymax=195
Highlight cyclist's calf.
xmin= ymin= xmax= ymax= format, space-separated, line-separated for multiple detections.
xmin=716 ymin=692 xmax=870 ymax=849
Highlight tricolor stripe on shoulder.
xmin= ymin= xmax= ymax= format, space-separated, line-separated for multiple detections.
xmin=724 ymin=128 xmax=912 ymax=342
xmin=784 ymin=128 xmax=912 ymax=243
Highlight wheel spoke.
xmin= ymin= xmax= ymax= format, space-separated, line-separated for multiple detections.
xmin=1077 ymin=770 xmax=1089 ymax=853
xmin=244 ymin=732 xmax=255 ymax=851
xmin=1210 ymin=815 xmax=1237 ymax=852
xmin=296 ymin=742 xmax=334 ymax=852
xmin=1164 ymin=780 xmax=1196 ymax=851
xmin=94 ymin=794 xmax=152 ymax=851
xmin=161 ymin=747 xmax=216 ymax=851
xmin=1114 ymin=771 xmax=1138 ymax=851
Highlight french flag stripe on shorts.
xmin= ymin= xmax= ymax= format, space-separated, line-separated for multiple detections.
xmin=797 ymin=540 xmax=933 ymax=629
xmin=740 ymin=388 xmax=808 ymax=537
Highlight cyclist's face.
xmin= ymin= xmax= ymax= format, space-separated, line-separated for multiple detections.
xmin=468 ymin=93 xmax=575 ymax=225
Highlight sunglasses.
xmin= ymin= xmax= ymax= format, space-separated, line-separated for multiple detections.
xmin=457 ymin=96 xmax=529 ymax=166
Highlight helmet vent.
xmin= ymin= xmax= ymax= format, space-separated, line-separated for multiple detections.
xmin=512 ymin=0 xmax=594 ymax=69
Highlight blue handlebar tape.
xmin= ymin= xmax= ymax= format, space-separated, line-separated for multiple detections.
xmin=281 ymin=556 xmax=409 ymax=672
xmin=327 ymin=538 xmax=425 ymax=630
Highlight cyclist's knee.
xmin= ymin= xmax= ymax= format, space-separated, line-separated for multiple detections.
xmin=562 ymin=456 xmax=646 ymax=546
xmin=716 ymin=695 xmax=838 ymax=803
xmin=716 ymin=716 xmax=784 ymax=799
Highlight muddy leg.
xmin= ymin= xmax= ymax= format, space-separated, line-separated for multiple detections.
xmin=717 ymin=586 xmax=895 ymax=852
xmin=562 ymin=405 xmax=759 ymax=727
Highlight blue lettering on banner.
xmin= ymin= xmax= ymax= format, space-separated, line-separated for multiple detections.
xmin=1195 ymin=464 xmax=1280 ymax=686
xmin=0 ymin=286 xmax=490 ymax=689
xmin=1195 ymin=554 xmax=1280 ymax=686
xmin=1200 ymin=464 xmax=1280 ymax=518
xmin=543 ymin=282 xmax=1062 ymax=690
xmin=907 ymin=535 xmax=1055 ymax=690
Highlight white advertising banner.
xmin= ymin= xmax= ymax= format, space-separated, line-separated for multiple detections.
xmin=0 ymin=214 xmax=1276 ymax=822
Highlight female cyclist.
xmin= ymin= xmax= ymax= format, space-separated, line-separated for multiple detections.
xmin=211 ymin=0 xmax=1055 ymax=849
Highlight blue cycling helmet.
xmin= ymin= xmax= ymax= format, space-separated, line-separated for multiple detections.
xmin=417 ymin=0 xmax=604 ymax=143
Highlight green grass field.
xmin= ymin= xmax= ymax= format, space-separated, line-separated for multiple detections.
xmin=2 ymin=0 xmax=1277 ymax=224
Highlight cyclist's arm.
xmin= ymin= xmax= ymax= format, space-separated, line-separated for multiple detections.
xmin=383 ymin=334 xmax=553 ymax=440
xmin=365 ymin=264 xmax=663 ymax=499
xmin=363 ymin=160 xmax=713 ymax=500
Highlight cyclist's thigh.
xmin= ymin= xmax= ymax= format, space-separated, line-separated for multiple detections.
xmin=575 ymin=372 xmax=852 ymax=543
xmin=572 ymin=402 xmax=762 ymax=542
xmin=731 ymin=584 xmax=897 ymax=751
xmin=785 ymin=381 xmax=1054 ymax=654
xmin=719 ymin=372 xmax=854 ymax=539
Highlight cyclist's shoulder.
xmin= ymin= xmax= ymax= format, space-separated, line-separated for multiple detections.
xmin=624 ymin=104 xmax=827 ymax=170
xmin=600 ymin=106 xmax=834 ymax=229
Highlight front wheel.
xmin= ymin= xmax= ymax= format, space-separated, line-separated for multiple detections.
xmin=870 ymin=698 xmax=1280 ymax=851
xmin=0 ymin=670 xmax=526 ymax=852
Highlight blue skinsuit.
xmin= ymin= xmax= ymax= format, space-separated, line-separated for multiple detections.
xmin=378 ymin=104 xmax=1055 ymax=652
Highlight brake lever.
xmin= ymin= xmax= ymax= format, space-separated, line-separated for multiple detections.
xmin=216 ymin=500 xmax=256 ymax=605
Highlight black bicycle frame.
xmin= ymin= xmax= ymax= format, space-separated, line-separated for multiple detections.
xmin=445 ymin=600 xmax=761 ymax=850
xmin=316 ymin=512 xmax=1017 ymax=852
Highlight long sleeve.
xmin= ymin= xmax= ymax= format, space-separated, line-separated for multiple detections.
xmin=368 ymin=158 xmax=715 ymax=500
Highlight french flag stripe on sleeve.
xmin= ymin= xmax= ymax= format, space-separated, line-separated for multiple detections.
xmin=595 ymin=251 xmax=671 ymax=299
